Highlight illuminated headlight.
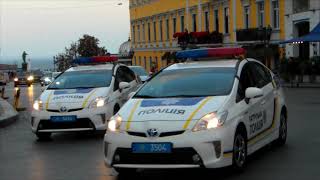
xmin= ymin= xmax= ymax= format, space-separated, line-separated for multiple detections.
xmin=27 ymin=76 xmax=34 ymax=81
xmin=89 ymin=97 xmax=108 ymax=108
xmin=192 ymin=111 xmax=228 ymax=132
xmin=14 ymin=78 xmax=18 ymax=81
xmin=107 ymin=114 xmax=122 ymax=132
xmin=33 ymin=100 xmax=43 ymax=111
xmin=44 ymin=77 xmax=51 ymax=82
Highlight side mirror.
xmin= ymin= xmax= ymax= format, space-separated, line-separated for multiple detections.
xmin=119 ymin=82 xmax=130 ymax=91
xmin=245 ymin=87 xmax=263 ymax=104
xmin=128 ymin=92 xmax=136 ymax=100
xmin=41 ymin=85 xmax=48 ymax=92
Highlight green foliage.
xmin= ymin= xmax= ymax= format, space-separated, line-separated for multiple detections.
xmin=54 ymin=34 xmax=108 ymax=71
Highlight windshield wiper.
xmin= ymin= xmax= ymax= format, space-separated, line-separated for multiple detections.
xmin=160 ymin=95 xmax=207 ymax=98
xmin=133 ymin=95 xmax=158 ymax=99
xmin=65 ymin=87 xmax=95 ymax=89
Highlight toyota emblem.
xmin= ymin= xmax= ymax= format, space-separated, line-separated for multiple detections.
xmin=147 ymin=128 xmax=159 ymax=137
xmin=60 ymin=106 xmax=68 ymax=113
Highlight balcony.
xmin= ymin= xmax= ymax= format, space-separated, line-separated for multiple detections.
xmin=173 ymin=31 xmax=223 ymax=49
xmin=293 ymin=0 xmax=309 ymax=13
xmin=236 ymin=27 xmax=272 ymax=42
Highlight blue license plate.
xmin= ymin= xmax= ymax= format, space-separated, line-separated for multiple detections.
xmin=50 ymin=116 xmax=77 ymax=122
xmin=132 ymin=143 xmax=172 ymax=153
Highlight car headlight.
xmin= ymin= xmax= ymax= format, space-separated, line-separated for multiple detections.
xmin=192 ymin=111 xmax=228 ymax=132
xmin=107 ymin=114 xmax=122 ymax=132
xmin=44 ymin=77 xmax=51 ymax=82
xmin=33 ymin=100 xmax=43 ymax=111
xmin=89 ymin=97 xmax=108 ymax=108
xmin=27 ymin=76 xmax=34 ymax=81
xmin=14 ymin=78 xmax=18 ymax=81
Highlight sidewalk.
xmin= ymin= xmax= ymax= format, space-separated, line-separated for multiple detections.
xmin=0 ymin=97 xmax=18 ymax=128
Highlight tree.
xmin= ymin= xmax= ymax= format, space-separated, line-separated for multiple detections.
xmin=77 ymin=34 xmax=108 ymax=57
xmin=54 ymin=34 xmax=108 ymax=71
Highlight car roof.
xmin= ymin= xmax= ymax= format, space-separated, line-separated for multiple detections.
xmin=66 ymin=64 xmax=115 ymax=72
xmin=129 ymin=66 xmax=144 ymax=69
xmin=165 ymin=59 xmax=239 ymax=71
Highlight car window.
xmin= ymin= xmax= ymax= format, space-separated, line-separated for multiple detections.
xmin=236 ymin=63 xmax=255 ymax=103
xmin=250 ymin=62 xmax=272 ymax=88
xmin=130 ymin=66 xmax=148 ymax=76
xmin=135 ymin=67 xmax=236 ymax=98
xmin=114 ymin=66 xmax=136 ymax=91
xmin=48 ymin=70 xmax=112 ymax=89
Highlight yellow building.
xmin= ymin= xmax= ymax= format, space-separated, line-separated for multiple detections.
xmin=129 ymin=0 xmax=285 ymax=71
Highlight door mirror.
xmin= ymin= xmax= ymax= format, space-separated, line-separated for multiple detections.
xmin=41 ymin=85 xmax=48 ymax=92
xmin=128 ymin=92 xmax=136 ymax=100
xmin=119 ymin=82 xmax=130 ymax=91
xmin=245 ymin=87 xmax=263 ymax=103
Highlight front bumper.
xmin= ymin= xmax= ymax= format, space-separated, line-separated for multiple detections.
xmin=104 ymin=127 xmax=235 ymax=169
xmin=31 ymin=107 xmax=113 ymax=133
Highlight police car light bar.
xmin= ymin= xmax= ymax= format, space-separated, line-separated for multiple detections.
xmin=176 ymin=47 xmax=246 ymax=59
xmin=73 ymin=56 xmax=118 ymax=64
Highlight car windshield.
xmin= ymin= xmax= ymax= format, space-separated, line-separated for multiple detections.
xmin=48 ymin=70 xmax=112 ymax=89
xmin=135 ymin=67 xmax=236 ymax=98
xmin=130 ymin=66 xmax=148 ymax=76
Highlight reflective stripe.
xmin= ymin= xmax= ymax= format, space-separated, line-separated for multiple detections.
xmin=126 ymin=100 xmax=142 ymax=131
xmin=183 ymin=97 xmax=213 ymax=129
xmin=82 ymin=89 xmax=97 ymax=108
xmin=45 ymin=92 xmax=53 ymax=110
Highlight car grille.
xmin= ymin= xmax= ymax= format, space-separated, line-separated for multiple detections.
xmin=113 ymin=148 xmax=201 ymax=165
xmin=37 ymin=118 xmax=94 ymax=130
xmin=46 ymin=108 xmax=83 ymax=113
xmin=127 ymin=130 xmax=185 ymax=138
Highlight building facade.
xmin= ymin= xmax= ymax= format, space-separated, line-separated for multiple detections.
xmin=129 ymin=0 xmax=286 ymax=71
xmin=284 ymin=0 xmax=320 ymax=59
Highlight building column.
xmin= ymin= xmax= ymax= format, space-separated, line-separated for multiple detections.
xmin=198 ymin=0 xmax=202 ymax=31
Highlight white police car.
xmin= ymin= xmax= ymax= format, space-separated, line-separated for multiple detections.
xmin=31 ymin=56 xmax=140 ymax=139
xmin=103 ymin=48 xmax=287 ymax=173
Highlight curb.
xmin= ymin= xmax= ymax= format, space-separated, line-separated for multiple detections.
xmin=0 ymin=98 xmax=19 ymax=128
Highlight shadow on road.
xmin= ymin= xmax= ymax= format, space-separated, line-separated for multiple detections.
xmin=116 ymin=144 xmax=290 ymax=180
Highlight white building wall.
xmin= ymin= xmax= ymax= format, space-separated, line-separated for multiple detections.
xmin=284 ymin=0 xmax=320 ymax=58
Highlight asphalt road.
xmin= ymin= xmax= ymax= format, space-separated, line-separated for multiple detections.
xmin=1 ymin=83 xmax=320 ymax=180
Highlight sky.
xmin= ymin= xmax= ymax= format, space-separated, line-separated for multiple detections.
xmin=0 ymin=0 xmax=130 ymax=68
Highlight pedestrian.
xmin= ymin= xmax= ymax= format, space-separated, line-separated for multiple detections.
xmin=288 ymin=57 xmax=296 ymax=87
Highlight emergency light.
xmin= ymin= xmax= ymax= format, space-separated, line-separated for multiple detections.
xmin=73 ymin=56 xmax=118 ymax=65
xmin=176 ymin=47 xmax=246 ymax=59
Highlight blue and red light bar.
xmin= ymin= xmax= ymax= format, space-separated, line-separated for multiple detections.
xmin=73 ymin=56 xmax=118 ymax=64
xmin=176 ymin=47 xmax=246 ymax=59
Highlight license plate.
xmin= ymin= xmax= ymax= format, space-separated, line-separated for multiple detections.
xmin=132 ymin=143 xmax=172 ymax=153
xmin=50 ymin=116 xmax=77 ymax=122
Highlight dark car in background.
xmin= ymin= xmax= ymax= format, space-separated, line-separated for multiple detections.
xmin=14 ymin=72 xmax=34 ymax=87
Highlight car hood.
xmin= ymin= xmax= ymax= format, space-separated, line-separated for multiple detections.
xmin=39 ymin=87 xmax=109 ymax=110
xmin=118 ymin=96 xmax=227 ymax=132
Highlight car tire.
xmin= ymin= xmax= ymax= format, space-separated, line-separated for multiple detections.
xmin=275 ymin=112 xmax=287 ymax=146
xmin=115 ymin=168 xmax=137 ymax=177
xmin=36 ymin=132 xmax=52 ymax=140
xmin=232 ymin=126 xmax=247 ymax=172
xmin=113 ymin=105 xmax=120 ymax=115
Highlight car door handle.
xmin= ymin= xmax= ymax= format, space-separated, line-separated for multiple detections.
xmin=261 ymin=100 xmax=266 ymax=106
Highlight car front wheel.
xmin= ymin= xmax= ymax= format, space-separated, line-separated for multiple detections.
xmin=36 ymin=132 xmax=51 ymax=140
xmin=232 ymin=128 xmax=247 ymax=171
xmin=276 ymin=112 xmax=287 ymax=146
